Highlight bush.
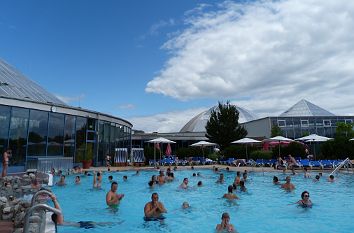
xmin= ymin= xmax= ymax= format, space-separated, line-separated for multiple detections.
xmin=276 ymin=142 xmax=306 ymax=158
xmin=250 ymin=150 xmax=273 ymax=160
xmin=223 ymin=145 xmax=259 ymax=159
xmin=176 ymin=147 xmax=204 ymax=158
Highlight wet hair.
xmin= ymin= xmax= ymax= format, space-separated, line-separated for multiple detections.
xmin=301 ymin=191 xmax=309 ymax=199
xmin=221 ymin=212 xmax=230 ymax=219
xmin=123 ymin=175 xmax=128 ymax=180
xmin=273 ymin=176 xmax=279 ymax=182
xmin=197 ymin=181 xmax=202 ymax=186
xmin=240 ymin=180 xmax=245 ymax=187
xmin=232 ymin=183 xmax=237 ymax=190
xmin=148 ymin=180 xmax=154 ymax=187
xmin=236 ymin=171 xmax=240 ymax=176
xmin=151 ymin=192 xmax=158 ymax=198
xmin=228 ymin=185 xmax=233 ymax=193
xmin=61 ymin=175 xmax=65 ymax=179
xmin=75 ymin=176 xmax=80 ymax=180
xmin=191 ymin=166 xmax=194 ymax=170
xmin=111 ymin=181 xmax=118 ymax=188
xmin=183 ymin=178 xmax=188 ymax=182
xmin=192 ymin=173 xmax=196 ymax=177
xmin=243 ymin=172 xmax=247 ymax=177
xmin=108 ymin=175 xmax=113 ymax=180
xmin=108 ymin=168 xmax=111 ymax=172
xmin=226 ymin=167 xmax=230 ymax=171
xmin=97 ymin=172 xmax=101 ymax=177
xmin=197 ymin=172 xmax=201 ymax=176
xmin=329 ymin=175 xmax=334 ymax=179
xmin=315 ymin=175 xmax=320 ymax=180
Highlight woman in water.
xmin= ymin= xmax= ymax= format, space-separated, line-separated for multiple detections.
xmin=296 ymin=191 xmax=312 ymax=208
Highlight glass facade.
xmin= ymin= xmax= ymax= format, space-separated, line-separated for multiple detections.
xmin=0 ymin=104 xmax=132 ymax=169
xmin=272 ymin=116 xmax=354 ymax=138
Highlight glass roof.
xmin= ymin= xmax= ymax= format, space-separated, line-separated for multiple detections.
xmin=280 ymin=99 xmax=335 ymax=117
xmin=0 ymin=59 xmax=66 ymax=105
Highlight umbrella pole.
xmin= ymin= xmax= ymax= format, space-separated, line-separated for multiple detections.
xmin=159 ymin=143 xmax=162 ymax=166
xmin=246 ymin=144 xmax=248 ymax=161
xmin=278 ymin=141 xmax=281 ymax=157
xmin=154 ymin=143 xmax=156 ymax=168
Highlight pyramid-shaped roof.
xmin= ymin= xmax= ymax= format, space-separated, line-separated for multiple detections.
xmin=280 ymin=99 xmax=335 ymax=117
xmin=0 ymin=58 xmax=66 ymax=105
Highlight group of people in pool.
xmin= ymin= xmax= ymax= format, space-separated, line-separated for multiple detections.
xmin=51 ymin=165 xmax=339 ymax=232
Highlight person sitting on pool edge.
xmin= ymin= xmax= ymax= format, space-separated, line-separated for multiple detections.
xmin=144 ymin=193 xmax=167 ymax=219
xmin=281 ymin=176 xmax=295 ymax=191
xmin=296 ymin=191 xmax=312 ymax=208
xmin=223 ymin=185 xmax=239 ymax=200
xmin=216 ymin=212 xmax=236 ymax=233
xmin=106 ymin=182 xmax=124 ymax=206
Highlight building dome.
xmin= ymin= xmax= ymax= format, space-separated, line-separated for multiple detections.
xmin=180 ymin=105 xmax=258 ymax=133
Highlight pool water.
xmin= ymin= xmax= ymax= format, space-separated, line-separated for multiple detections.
xmin=51 ymin=168 xmax=354 ymax=233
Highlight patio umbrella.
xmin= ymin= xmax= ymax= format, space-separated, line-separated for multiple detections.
xmin=296 ymin=134 xmax=333 ymax=159
xmin=232 ymin=138 xmax=261 ymax=160
xmin=349 ymin=138 xmax=354 ymax=141
xmin=190 ymin=141 xmax=217 ymax=159
xmin=147 ymin=137 xmax=176 ymax=167
xmin=266 ymin=136 xmax=293 ymax=157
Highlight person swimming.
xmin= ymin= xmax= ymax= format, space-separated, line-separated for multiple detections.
xmin=216 ymin=212 xmax=236 ymax=233
xmin=223 ymin=185 xmax=239 ymax=200
xmin=328 ymin=175 xmax=335 ymax=182
xmin=93 ymin=172 xmax=102 ymax=189
xmin=233 ymin=171 xmax=241 ymax=187
xmin=56 ymin=175 xmax=66 ymax=186
xmin=273 ymin=176 xmax=280 ymax=185
xmin=296 ymin=191 xmax=312 ymax=208
xmin=75 ymin=176 xmax=80 ymax=185
xmin=144 ymin=193 xmax=167 ymax=219
xmin=239 ymin=181 xmax=247 ymax=192
xmin=281 ymin=176 xmax=295 ymax=191
xmin=179 ymin=178 xmax=189 ymax=189
xmin=182 ymin=201 xmax=190 ymax=209
xmin=217 ymin=173 xmax=225 ymax=184
xmin=106 ymin=182 xmax=124 ymax=206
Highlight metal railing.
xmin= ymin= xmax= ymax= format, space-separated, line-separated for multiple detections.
xmin=23 ymin=204 xmax=61 ymax=233
xmin=26 ymin=156 xmax=73 ymax=172
xmin=31 ymin=190 xmax=52 ymax=206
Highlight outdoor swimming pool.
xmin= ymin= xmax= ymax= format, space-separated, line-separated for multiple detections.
xmin=51 ymin=168 xmax=354 ymax=233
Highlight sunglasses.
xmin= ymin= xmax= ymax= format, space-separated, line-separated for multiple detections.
xmin=304 ymin=195 xmax=310 ymax=197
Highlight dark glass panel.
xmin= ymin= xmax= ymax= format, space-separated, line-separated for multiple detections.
xmin=28 ymin=110 xmax=48 ymax=156
xmin=75 ymin=117 xmax=86 ymax=162
xmin=0 ymin=105 xmax=10 ymax=152
xmin=9 ymin=107 xmax=29 ymax=165
xmin=64 ymin=115 xmax=76 ymax=157
xmin=47 ymin=113 xmax=64 ymax=156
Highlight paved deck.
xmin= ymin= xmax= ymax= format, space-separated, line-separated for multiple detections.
xmin=0 ymin=221 xmax=14 ymax=233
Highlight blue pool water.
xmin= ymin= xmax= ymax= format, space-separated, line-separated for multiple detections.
xmin=51 ymin=168 xmax=354 ymax=233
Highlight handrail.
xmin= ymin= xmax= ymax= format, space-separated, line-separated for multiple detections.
xmin=31 ymin=190 xmax=53 ymax=206
xmin=329 ymin=158 xmax=350 ymax=176
xmin=23 ymin=204 xmax=61 ymax=233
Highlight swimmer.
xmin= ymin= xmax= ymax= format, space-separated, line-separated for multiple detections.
xmin=31 ymin=178 xmax=41 ymax=190
xmin=226 ymin=167 xmax=230 ymax=172
xmin=123 ymin=175 xmax=128 ymax=182
xmin=179 ymin=178 xmax=189 ymax=189
xmin=313 ymin=175 xmax=320 ymax=182
xmin=166 ymin=172 xmax=174 ymax=182
xmin=75 ymin=176 xmax=81 ymax=185
xmin=108 ymin=175 xmax=113 ymax=183
xmin=296 ymin=191 xmax=312 ymax=208
xmin=182 ymin=201 xmax=190 ymax=209
xmin=56 ymin=175 xmax=66 ymax=186
xmin=192 ymin=173 xmax=196 ymax=177
xmin=328 ymin=175 xmax=335 ymax=182
xmin=223 ymin=185 xmax=239 ymax=200
xmin=158 ymin=171 xmax=166 ymax=184
xmin=173 ymin=166 xmax=177 ymax=171
xmin=135 ymin=170 xmax=140 ymax=176
xmin=144 ymin=193 xmax=167 ymax=218
xmin=197 ymin=181 xmax=203 ymax=187
xmin=242 ymin=172 xmax=248 ymax=182
xmin=239 ymin=180 xmax=247 ymax=192
xmin=216 ymin=212 xmax=236 ymax=233
xmin=233 ymin=171 xmax=241 ymax=187
xmin=303 ymin=168 xmax=311 ymax=178
xmin=273 ymin=176 xmax=280 ymax=185
xmin=216 ymin=173 xmax=225 ymax=184
xmin=93 ymin=172 xmax=102 ymax=189
xmin=106 ymin=182 xmax=124 ymax=206
xmin=291 ymin=166 xmax=297 ymax=175
xmin=281 ymin=176 xmax=295 ymax=191
xmin=191 ymin=166 xmax=194 ymax=170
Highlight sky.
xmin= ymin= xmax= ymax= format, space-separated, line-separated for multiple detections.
xmin=1 ymin=0 xmax=354 ymax=133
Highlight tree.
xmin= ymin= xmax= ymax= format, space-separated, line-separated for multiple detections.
xmin=335 ymin=122 xmax=354 ymax=139
xmin=271 ymin=125 xmax=282 ymax=137
xmin=205 ymin=101 xmax=247 ymax=151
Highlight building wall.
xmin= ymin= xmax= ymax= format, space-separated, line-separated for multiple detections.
xmin=0 ymin=102 xmax=132 ymax=170
xmin=242 ymin=117 xmax=272 ymax=138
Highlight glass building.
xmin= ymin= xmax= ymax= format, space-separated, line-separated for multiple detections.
xmin=0 ymin=59 xmax=132 ymax=172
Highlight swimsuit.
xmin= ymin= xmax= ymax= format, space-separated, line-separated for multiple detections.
xmin=78 ymin=221 xmax=95 ymax=229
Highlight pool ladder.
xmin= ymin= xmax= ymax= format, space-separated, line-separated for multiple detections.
xmin=23 ymin=190 xmax=62 ymax=233
xmin=329 ymin=158 xmax=353 ymax=176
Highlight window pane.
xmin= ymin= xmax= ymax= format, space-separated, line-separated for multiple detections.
xmin=0 ymin=105 xmax=10 ymax=152
xmin=28 ymin=110 xmax=48 ymax=156
xmin=75 ymin=117 xmax=86 ymax=162
xmin=64 ymin=115 xmax=76 ymax=157
xmin=9 ymin=107 xmax=29 ymax=165
xmin=47 ymin=113 xmax=64 ymax=156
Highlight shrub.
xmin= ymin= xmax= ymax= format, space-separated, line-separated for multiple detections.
xmin=250 ymin=150 xmax=273 ymax=160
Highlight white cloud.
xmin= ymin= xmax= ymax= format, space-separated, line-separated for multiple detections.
xmin=129 ymin=107 xmax=207 ymax=133
xmin=146 ymin=0 xmax=354 ymax=115
xmin=119 ymin=104 xmax=135 ymax=110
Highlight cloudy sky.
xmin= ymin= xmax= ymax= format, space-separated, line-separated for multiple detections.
xmin=1 ymin=0 xmax=354 ymax=132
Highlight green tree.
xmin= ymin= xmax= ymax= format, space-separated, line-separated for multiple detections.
xmin=271 ymin=125 xmax=282 ymax=137
xmin=205 ymin=101 xmax=247 ymax=151
xmin=335 ymin=122 xmax=354 ymax=139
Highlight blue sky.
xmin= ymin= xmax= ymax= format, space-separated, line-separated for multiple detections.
xmin=1 ymin=0 xmax=354 ymax=132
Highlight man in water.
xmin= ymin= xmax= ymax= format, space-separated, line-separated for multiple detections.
xmin=56 ymin=175 xmax=66 ymax=186
xmin=179 ymin=178 xmax=189 ymax=189
xmin=223 ymin=185 xmax=239 ymax=200
xmin=216 ymin=212 xmax=236 ymax=233
xmin=106 ymin=182 xmax=124 ymax=206
xmin=144 ymin=193 xmax=167 ymax=219
xmin=2 ymin=149 xmax=12 ymax=177
xmin=281 ymin=176 xmax=295 ymax=191
xmin=157 ymin=170 xmax=166 ymax=184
